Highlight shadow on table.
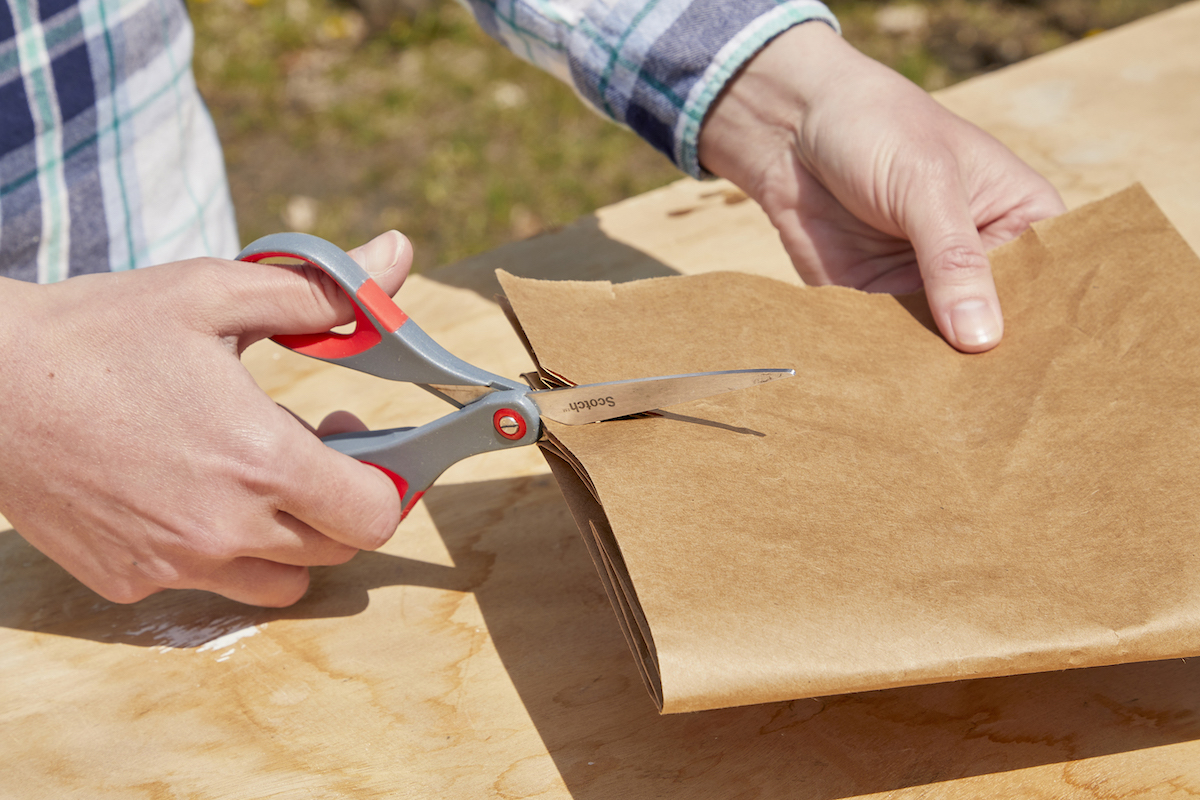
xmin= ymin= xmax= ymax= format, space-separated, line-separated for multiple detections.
xmin=420 ymin=214 xmax=946 ymax=349
xmin=408 ymin=220 xmax=1198 ymax=796
xmin=421 ymin=213 xmax=681 ymax=300
xmin=0 ymin=523 xmax=479 ymax=648
xmin=8 ymin=217 xmax=1186 ymax=796
xmin=418 ymin=478 xmax=1200 ymax=799
xmin=3 ymin=472 xmax=1199 ymax=797
xmin=0 ymin=218 xmax=677 ymax=649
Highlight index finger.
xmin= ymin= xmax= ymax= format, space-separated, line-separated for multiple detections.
xmin=274 ymin=421 xmax=403 ymax=551
xmin=903 ymin=182 xmax=1004 ymax=353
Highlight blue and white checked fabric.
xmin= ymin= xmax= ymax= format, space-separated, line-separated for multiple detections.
xmin=0 ymin=0 xmax=837 ymax=282
xmin=0 ymin=0 xmax=236 ymax=283
xmin=458 ymin=0 xmax=840 ymax=178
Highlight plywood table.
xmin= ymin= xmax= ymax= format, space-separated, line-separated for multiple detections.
xmin=5 ymin=4 xmax=1200 ymax=796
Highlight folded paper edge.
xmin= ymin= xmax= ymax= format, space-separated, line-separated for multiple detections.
xmin=499 ymin=274 xmax=667 ymax=711
xmin=496 ymin=186 xmax=1200 ymax=714
xmin=541 ymin=447 xmax=665 ymax=711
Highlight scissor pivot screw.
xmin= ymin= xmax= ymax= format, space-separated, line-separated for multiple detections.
xmin=494 ymin=408 xmax=528 ymax=440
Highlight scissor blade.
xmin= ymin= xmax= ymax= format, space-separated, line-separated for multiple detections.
xmin=422 ymin=383 xmax=496 ymax=408
xmin=530 ymin=368 xmax=794 ymax=425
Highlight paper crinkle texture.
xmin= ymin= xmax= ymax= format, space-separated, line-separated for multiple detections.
xmin=498 ymin=185 xmax=1200 ymax=714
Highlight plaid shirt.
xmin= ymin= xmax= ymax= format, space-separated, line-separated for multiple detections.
xmin=0 ymin=0 xmax=836 ymax=282
xmin=0 ymin=0 xmax=236 ymax=282
xmin=459 ymin=0 xmax=839 ymax=178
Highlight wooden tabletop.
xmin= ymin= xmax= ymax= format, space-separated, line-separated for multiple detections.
xmin=5 ymin=3 xmax=1200 ymax=797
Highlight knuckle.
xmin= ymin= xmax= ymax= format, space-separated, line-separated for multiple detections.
xmin=928 ymin=245 xmax=991 ymax=281
xmin=169 ymin=256 xmax=220 ymax=280
xmin=100 ymin=581 xmax=159 ymax=605
xmin=231 ymin=435 xmax=290 ymax=496
xmin=135 ymin=555 xmax=197 ymax=592
xmin=131 ymin=554 xmax=186 ymax=589
xmin=145 ymin=523 xmax=248 ymax=581
xmin=300 ymin=265 xmax=350 ymax=321
xmin=360 ymin=499 xmax=402 ymax=551
xmin=319 ymin=467 xmax=402 ymax=552
xmin=170 ymin=258 xmax=249 ymax=331
xmin=262 ymin=569 xmax=311 ymax=608
xmin=360 ymin=515 xmax=399 ymax=551
xmin=326 ymin=544 xmax=360 ymax=566
xmin=184 ymin=530 xmax=242 ymax=564
xmin=177 ymin=258 xmax=233 ymax=300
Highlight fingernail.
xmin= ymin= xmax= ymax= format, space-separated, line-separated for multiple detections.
xmin=949 ymin=298 xmax=1002 ymax=347
xmin=367 ymin=231 xmax=403 ymax=272
xmin=372 ymin=231 xmax=400 ymax=266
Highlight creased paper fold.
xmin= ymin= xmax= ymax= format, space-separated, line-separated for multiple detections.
xmin=499 ymin=185 xmax=1200 ymax=714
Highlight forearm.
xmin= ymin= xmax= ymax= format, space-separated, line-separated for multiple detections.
xmin=454 ymin=0 xmax=839 ymax=177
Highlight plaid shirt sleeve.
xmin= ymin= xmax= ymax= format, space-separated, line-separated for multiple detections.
xmin=0 ymin=0 xmax=238 ymax=283
xmin=457 ymin=0 xmax=840 ymax=178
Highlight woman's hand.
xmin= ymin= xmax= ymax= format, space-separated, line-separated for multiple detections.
xmin=0 ymin=232 xmax=412 ymax=607
xmin=699 ymin=22 xmax=1066 ymax=352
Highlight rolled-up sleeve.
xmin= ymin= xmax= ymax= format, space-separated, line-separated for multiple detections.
xmin=457 ymin=0 xmax=840 ymax=178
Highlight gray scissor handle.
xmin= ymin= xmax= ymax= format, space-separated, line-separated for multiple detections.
xmin=322 ymin=389 xmax=541 ymax=515
xmin=237 ymin=232 xmax=521 ymax=390
xmin=237 ymin=233 xmax=538 ymax=517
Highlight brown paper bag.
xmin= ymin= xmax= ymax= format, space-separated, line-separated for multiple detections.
xmin=498 ymin=185 xmax=1200 ymax=714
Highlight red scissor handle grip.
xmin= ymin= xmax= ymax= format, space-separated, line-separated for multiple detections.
xmin=363 ymin=462 xmax=424 ymax=520
xmin=240 ymin=247 xmax=409 ymax=360
xmin=238 ymin=230 xmax=523 ymax=385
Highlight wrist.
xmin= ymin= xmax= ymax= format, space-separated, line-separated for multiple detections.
xmin=697 ymin=22 xmax=856 ymax=190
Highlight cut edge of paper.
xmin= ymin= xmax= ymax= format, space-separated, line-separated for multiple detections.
xmin=542 ymin=447 xmax=664 ymax=709
xmin=499 ymin=184 xmax=1200 ymax=714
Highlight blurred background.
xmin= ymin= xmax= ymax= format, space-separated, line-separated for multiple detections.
xmin=190 ymin=0 xmax=1189 ymax=272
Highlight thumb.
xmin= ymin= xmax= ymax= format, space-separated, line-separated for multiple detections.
xmin=227 ymin=230 xmax=414 ymax=342
xmin=905 ymin=188 xmax=1004 ymax=353
xmin=346 ymin=229 xmax=413 ymax=297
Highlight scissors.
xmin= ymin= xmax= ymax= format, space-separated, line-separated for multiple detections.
xmin=238 ymin=233 xmax=794 ymax=519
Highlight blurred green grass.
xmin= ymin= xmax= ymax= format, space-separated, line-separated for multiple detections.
xmin=189 ymin=0 xmax=1190 ymax=272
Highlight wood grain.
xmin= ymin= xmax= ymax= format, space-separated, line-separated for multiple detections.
xmin=5 ymin=3 xmax=1200 ymax=796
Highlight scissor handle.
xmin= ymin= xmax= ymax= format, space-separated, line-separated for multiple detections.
xmin=323 ymin=389 xmax=541 ymax=517
xmin=237 ymin=232 xmax=516 ymax=389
